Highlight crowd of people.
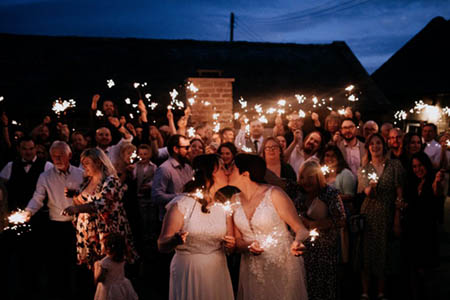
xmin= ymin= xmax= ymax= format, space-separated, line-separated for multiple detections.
xmin=0 ymin=93 xmax=449 ymax=300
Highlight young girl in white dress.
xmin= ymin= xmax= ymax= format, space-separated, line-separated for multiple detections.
xmin=94 ymin=233 xmax=138 ymax=300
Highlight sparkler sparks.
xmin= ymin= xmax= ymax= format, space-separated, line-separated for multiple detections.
xmin=193 ymin=189 xmax=204 ymax=200
xmin=4 ymin=209 xmax=32 ymax=236
xmin=309 ymin=228 xmax=319 ymax=242
xmin=298 ymin=110 xmax=306 ymax=118
xmin=187 ymin=82 xmax=199 ymax=93
xmin=145 ymin=93 xmax=151 ymax=99
xmin=321 ymin=165 xmax=330 ymax=175
xmin=149 ymin=102 xmax=158 ymax=110
xmin=0 ymin=96 xmax=4 ymax=102
xmin=129 ymin=150 xmax=141 ymax=164
xmin=11 ymin=120 xmax=18 ymax=125
xmin=394 ymin=110 xmax=407 ymax=121
xmin=234 ymin=112 xmax=240 ymax=120
xmin=188 ymin=98 xmax=196 ymax=105
xmin=277 ymin=99 xmax=286 ymax=107
xmin=295 ymin=94 xmax=306 ymax=104
xmin=52 ymin=98 xmax=76 ymax=116
xmin=241 ymin=146 xmax=252 ymax=153
xmin=213 ymin=123 xmax=221 ymax=133
xmin=345 ymin=85 xmax=355 ymax=92
xmin=96 ymin=110 xmax=104 ymax=117
xmin=338 ymin=109 xmax=346 ymax=115
xmin=124 ymin=98 xmax=131 ymax=105
xmin=258 ymin=115 xmax=268 ymax=124
xmin=106 ymin=79 xmax=115 ymax=88
xmin=260 ymin=234 xmax=279 ymax=250
xmin=187 ymin=127 xmax=196 ymax=138
xmin=368 ymin=172 xmax=379 ymax=182
xmin=347 ymin=94 xmax=359 ymax=102
xmin=238 ymin=97 xmax=247 ymax=109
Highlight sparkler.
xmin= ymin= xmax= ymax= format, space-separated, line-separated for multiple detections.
xmin=106 ymin=79 xmax=115 ymax=88
xmin=254 ymin=104 xmax=263 ymax=114
xmin=96 ymin=110 xmax=104 ymax=117
xmin=213 ymin=123 xmax=221 ymax=133
xmin=11 ymin=120 xmax=18 ymax=125
xmin=241 ymin=146 xmax=252 ymax=153
xmin=187 ymin=127 xmax=196 ymax=138
xmin=258 ymin=115 xmax=268 ymax=124
xmin=259 ymin=234 xmax=279 ymax=250
xmin=124 ymin=98 xmax=131 ymax=105
xmin=129 ymin=150 xmax=141 ymax=164
xmin=298 ymin=110 xmax=306 ymax=118
xmin=347 ymin=94 xmax=358 ymax=102
xmin=234 ymin=112 xmax=240 ymax=120
xmin=149 ymin=102 xmax=158 ymax=110
xmin=188 ymin=98 xmax=196 ymax=105
xmin=145 ymin=93 xmax=151 ymax=100
xmin=320 ymin=165 xmax=330 ymax=175
xmin=187 ymin=82 xmax=199 ymax=93
xmin=4 ymin=209 xmax=32 ymax=236
xmin=295 ymin=94 xmax=306 ymax=104
xmin=345 ymin=85 xmax=355 ymax=92
xmin=309 ymin=228 xmax=319 ymax=246
xmin=443 ymin=107 xmax=450 ymax=117
xmin=277 ymin=99 xmax=286 ymax=107
xmin=202 ymin=101 xmax=211 ymax=106
xmin=212 ymin=200 xmax=241 ymax=217
xmin=446 ymin=140 xmax=450 ymax=148
xmin=338 ymin=109 xmax=346 ymax=115
xmin=266 ymin=108 xmax=276 ymax=114
xmin=0 ymin=96 xmax=4 ymax=102
xmin=394 ymin=110 xmax=407 ymax=121
xmin=368 ymin=172 xmax=379 ymax=183
xmin=52 ymin=98 xmax=76 ymax=116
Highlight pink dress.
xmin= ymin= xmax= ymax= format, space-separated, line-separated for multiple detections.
xmin=94 ymin=256 xmax=138 ymax=300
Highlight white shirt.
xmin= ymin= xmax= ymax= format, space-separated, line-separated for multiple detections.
xmin=289 ymin=145 xmax=319 ymax=180
xmin=0 ymin=157 xmax=53 ymax=181
xmin=424 ymin=139 xmax=441 ymax=168
xmin=25 ymin=165 xmax=84 ymax=222
xmin=97 ymin=136 xmax=133 ymax=166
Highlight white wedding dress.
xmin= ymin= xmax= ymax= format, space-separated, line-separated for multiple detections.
xmin=233 ymin=186 xmax=308 ymax=300
xmin=167 ymin=195 xmax=234 ymax=300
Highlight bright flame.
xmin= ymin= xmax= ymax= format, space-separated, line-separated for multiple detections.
xmin=8 ymin=210 xmax=27 ymax=224
xmin=321 ymin=165 xmax=330 ymax=175
xmin=149 ymin=102 xmax=158 ymax=110
xmin=338 ymin=109 xmax=346 ymax=115
xmin=368 ymin=172 xmax=379 ymax=182
xmin=266 ymin=107 xmax=276 ymax=114
xmin=309 ymin=228 xmax=319 ymax=242
xmin=212 ymin=113 xmax=220 ymax=120
xmin=213 ymin=123 xmax=221 ymax=133
xmin=106 ymin=79 xmax=115 ymax=88
xmin=254 ymin=104 xmax=263 ymax=114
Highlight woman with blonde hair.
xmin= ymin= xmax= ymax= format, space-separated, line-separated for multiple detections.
xmin=293 ymin=160 xmax=346 ymax=300
xmin=62 ymin=148 xmax=137 ymax=269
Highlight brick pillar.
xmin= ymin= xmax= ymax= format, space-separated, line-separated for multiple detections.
xmin=185 ymin=77 xmax=235 ymax=130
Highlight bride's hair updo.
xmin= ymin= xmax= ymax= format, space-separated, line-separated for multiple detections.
xmin=183 ymin=154 xmax=221 ymax=213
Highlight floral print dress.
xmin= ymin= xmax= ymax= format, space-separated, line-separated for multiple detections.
xmin=74 ymin=175 xmax=137 ymax=268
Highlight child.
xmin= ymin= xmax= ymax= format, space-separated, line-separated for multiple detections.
xmin=94 ymin=233 xmax=138 ymax=300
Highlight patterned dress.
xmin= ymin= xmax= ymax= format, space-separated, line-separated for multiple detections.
xmin=355 ymin=159 xmax=404 ymax=276
xmin=293 ymin=185 xmax=346 ymax=300
xmin=74 ymin=175 xmax=137 ymax=268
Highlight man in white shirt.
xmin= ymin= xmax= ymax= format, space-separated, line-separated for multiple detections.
xmin=422 ymin=123 xmax=442 ymax=169
xmin=286 ymin=130 xmax=323 ymax=179
xmin=337 ymin=118 xmax=366 ymax=176
xmin=24 ymin=141 xmax=84 ymax=299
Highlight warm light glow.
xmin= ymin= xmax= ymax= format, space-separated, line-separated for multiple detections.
xmin=345 ymin=85 xmax=355 ymax=92
xmin=187 ymin=82 xmax=199 ymax=93
xmin=321 ymin=165 xmax=330 ymax=175
xmin=309 ymin=228 xmax=319 ymax=242
xmin=106 ymin=79 xmax=115 ymax=88
xmin=52 ymin=98 xmax=76 ymax=115
xmin=368 ymin=172 xmax=379 ymax=182
xmin=8 ymin=210 xmax=27 ymax=224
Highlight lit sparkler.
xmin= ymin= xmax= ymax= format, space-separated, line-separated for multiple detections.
xmin=0 ymin=96 xmax=4 ymax=102
xmin=203 ymin=101 xmax=211 ymax=106
xmin=213 ymin=123 xmax=221 ymax=133
xmin=106 ymin=79 xmax=115 ymax=88
xmin=129 ymin=150 xmax=141 ymax=164
xmin=239 ymin=97 xmax=247 ymax=109
xmin=260 ymin=234 xmax=279 ymax=250
xmin=187 ymin=127 xmax=196 ymax=138
xmin=133 ymin=82 xmax=141 ymax=88
xmin=234 ymin=112 xmax=240 ymax=120
xmin=254 ymin=104 xmax=263 ymax=114
xmin=188 ymin=97 xmax=196 ymax=105
xmin=193 ymin=188 xmax=204 ymax=200
xmin=258 ymin=115 xmax=268 ymax=124
xmin=309 ymin=228 xmax=319 ymax=244
xmin=320 ymin=165 xmax=330 ymax=175
xmin=96 ymin=110 xmax=104 ymax=117
xmin=348 ymin=94 xmax=358 ymax=102
xmin=345 ymin=85 xmax=355 ymax=92
xmin=187 ymin=82 xmax=199 ymax=93
xmin=394 ymin=110 xmax=407 ymax=121
xmin=266 ymin=107 xmax=276 ymax=114
xmin=295 ymin=94 xmax=306 ymax=104
xmin=145 ymin=93 xmax=151 ymax=99
xmin=368 ymin=172 xmax=379 ymax=182
xmin=11 ymin=120 xmax=18 ymax=125
xmin=338 ymin=108 xmax=346 ymax=115
xmin=124 ymin=98 xmax=131 ymax=105
xmin=149 ymin=102 xmax=158 ymax=110
xmin=241 ymin=146 xmax=252 ymax=153
xmin=4 ymin=209 xmax=32 ymax=236
xmin=277 ymin=99 xmax=286 ymax=107
xmin=298 ymin=110 xmax=306 ymax=118
xmin=52 ymin=98 xmax=76 ymax=116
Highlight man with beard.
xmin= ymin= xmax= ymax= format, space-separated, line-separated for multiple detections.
xmin=151 ymin=134 xmax=193 ymax=299
xmin=286 ymin=130 xmax=323 ymax=180
xmin=387 ymin=128 xmax=404 ymax=160
xmin=95 ymin=125 xmax=132 ymax=165
xmin=89 ymin=94 xmax=123 ymax=143
xmin=337 ymin=118 xmax=366 ymax=176
xmin=151 ymin=134 xmax=193 ymax=221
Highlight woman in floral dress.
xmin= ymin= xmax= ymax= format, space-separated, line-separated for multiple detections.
xmin=293 ymin=160 xmax=346 ymax=300
xmin=63 ymin=148 xmax=137 ymax=269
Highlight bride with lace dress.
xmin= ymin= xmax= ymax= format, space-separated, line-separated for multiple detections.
xmin=229 ymin=154 xmax=309 ymax=300
xmin=158 ymin=154 xmax=235 ymax=300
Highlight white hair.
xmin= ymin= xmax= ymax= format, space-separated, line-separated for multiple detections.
xmin=50 ymin=141 xmax=72 ymax=155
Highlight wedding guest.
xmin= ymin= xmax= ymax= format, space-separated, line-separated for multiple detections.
xmin=355 ymin=133 xmax=405 ymax=300
xmin=294 ymin=160 xmax=346 ymax=300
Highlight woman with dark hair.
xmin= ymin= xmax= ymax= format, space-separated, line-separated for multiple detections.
xmin=229 ymin=153 xmax=308 ymax=300
xmin=293 ymin=160 xmax=346 ymax=300
xmin=187 ymin=138 xmax=205 ymax=163
xmin=158 ymin=154 xmax=235 ymax=300
xmin=404 ymin=152 xmax=443 ymax=298
xmin=400 ymin=132 xmax=424 ymax=169
xmin=355 ymin=133 xmax=405 ymax=300
xmin=218 ymin=142 xmax=238 ymax=171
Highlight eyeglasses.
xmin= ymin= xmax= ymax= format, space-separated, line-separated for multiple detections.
xmin=264 ymin=145 xmax=280 ymax=151
xmin=177 ymin=145 xmax=190 ymax=150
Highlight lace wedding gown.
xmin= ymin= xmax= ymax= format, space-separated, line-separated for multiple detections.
xmin=167 ymin=195 xmax=234 ymax=300
xmin=233 ymin=187 xmax=308 ymax=300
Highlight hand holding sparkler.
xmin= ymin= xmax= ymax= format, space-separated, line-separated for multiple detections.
xmin=222 ymin=235 xmax=236 ymax=251
xmin=368 ymin=172 xmax=379 ymax=187
xmin=290 ymin=240 xmax=306 ymax=256
xmin=173 ymin=231 xmax=189 ymax=245
xmin=248 ymin=241 xmax=264 ymax=256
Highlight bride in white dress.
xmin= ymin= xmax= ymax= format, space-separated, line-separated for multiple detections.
xmin=229 ymin=154 xmax=309 ymax=300
xmin=158 ymin=154 xmax=235 ymax=300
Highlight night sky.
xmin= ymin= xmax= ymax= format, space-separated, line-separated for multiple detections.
xmin=0 ymin=0 xmax=449 ymax=74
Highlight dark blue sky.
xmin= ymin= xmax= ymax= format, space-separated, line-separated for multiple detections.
xmin=1 ymin=0 xmax=449 ymax=73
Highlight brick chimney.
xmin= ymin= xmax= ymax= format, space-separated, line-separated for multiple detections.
xmin=186 ymin=77 xmax=235 ymax=130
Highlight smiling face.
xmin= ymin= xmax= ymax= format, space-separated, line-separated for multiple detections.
xmin=263 ymin=139 xmax=281 ymax=162
xmin=303 ymin=132 xmax=322 ymax=154
xmin=219 ymin=146 xmax=234 ymax=165
xmin=323 ymin=150 xmax=338 ymax=168
xmin=189 ymin=140 xmax=205 ymax=159
xmin=412 ymin=158 xmax=427 ymax=179
xmin=368 ymin=135 xmax=384 ymax=158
